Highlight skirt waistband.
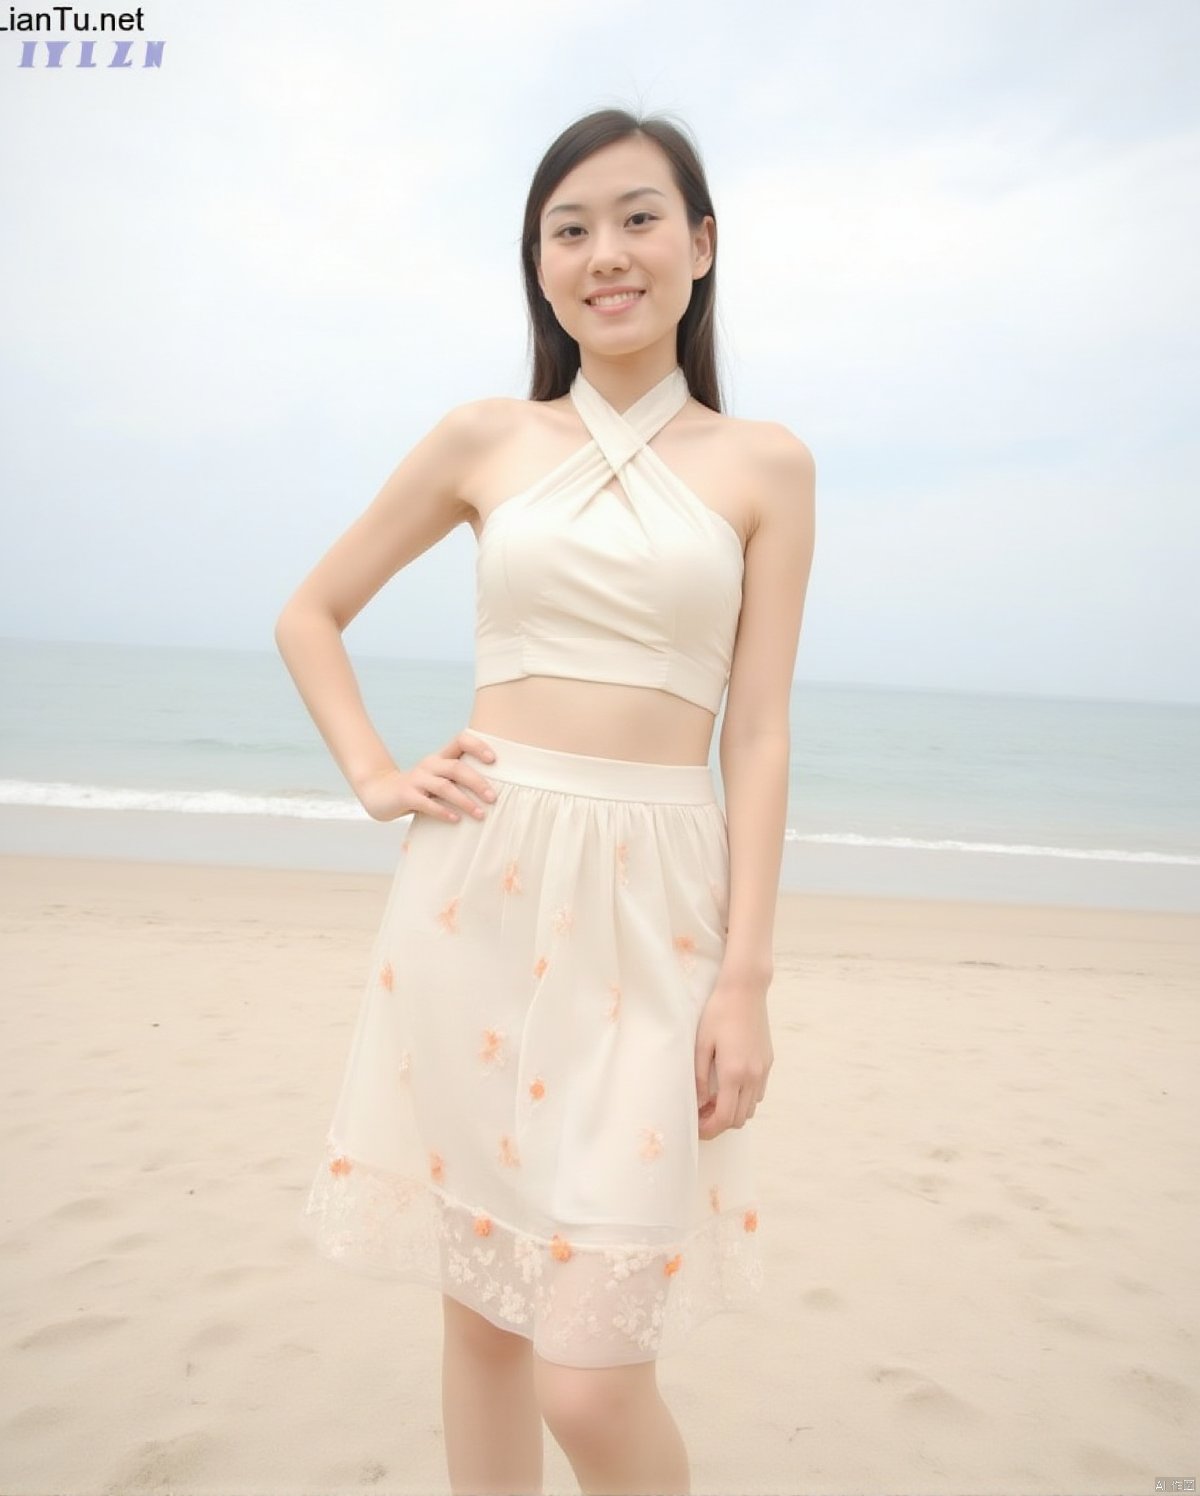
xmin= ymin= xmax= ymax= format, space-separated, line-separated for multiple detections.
xmin=468 ymin=731 xmax=717 ymax=805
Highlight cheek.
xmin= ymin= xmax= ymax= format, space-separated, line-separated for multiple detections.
xmin=644 ymin=240 xmax=693 ymax=288
xmin=539 ymin=253 xmax=575 ymax=298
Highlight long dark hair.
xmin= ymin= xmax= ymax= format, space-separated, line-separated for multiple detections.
xmin=520 ymin=108 xmax=723 ymax=412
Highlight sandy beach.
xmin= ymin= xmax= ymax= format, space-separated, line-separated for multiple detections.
xmin=1 ymin=851 xmax=1196 ymax=1496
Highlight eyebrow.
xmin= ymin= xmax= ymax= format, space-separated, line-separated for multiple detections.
xmin=544 ymin=186 xmax=668 ymax=220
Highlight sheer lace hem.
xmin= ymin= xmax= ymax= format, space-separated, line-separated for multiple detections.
xmin=298 ymin=1144 xmax=765 ymax=1366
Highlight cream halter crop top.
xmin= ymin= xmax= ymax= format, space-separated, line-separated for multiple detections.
xmin=474 ymin=364 xmax=745 ymax=714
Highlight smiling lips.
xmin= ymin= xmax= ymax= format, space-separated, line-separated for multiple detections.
xmin=586 ymin=290 xmax=646 ymax=313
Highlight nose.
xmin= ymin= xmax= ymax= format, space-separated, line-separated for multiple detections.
xmin=586 ymin=229 xmax=629 ymax=273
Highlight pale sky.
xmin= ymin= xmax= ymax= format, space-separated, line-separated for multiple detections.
xmin=1 ymin=0 xmax=1197 ymax=704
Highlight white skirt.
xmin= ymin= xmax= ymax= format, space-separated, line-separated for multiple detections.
xmin=299 ymin=730 xmax=764 ymax=1367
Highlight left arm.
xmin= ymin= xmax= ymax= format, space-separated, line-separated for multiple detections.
xmin=696 ymin=423 xmax=816 ymax=1139
xmin=719 ymin=422 xmax=817 ymax=982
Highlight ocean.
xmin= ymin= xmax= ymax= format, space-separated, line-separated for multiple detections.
xmin=1 ymin=636 xmax=1197 ymax=911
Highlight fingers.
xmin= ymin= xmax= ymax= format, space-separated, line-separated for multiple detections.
xmin=417 ymin=780 xmax=466 ymax=823
xmin=455 ymin=733 xmax=500 ymax=810
xmin=698 ymin=1083 xmax=764 ymax=1139
xmin=445 ymin=757 xmax=498 ymax=816
xmin=431 ymin=769 xmax=494 ymax=820
xmin=695 ymin=1049 xmax=714 ymax=1107
xmin=411 ymin=765 xmax=485 ymax=823
xmin=456 ymin=732 xmax=496 ymax=766
xmin=418 ymin=732 xmax=501 ymax=821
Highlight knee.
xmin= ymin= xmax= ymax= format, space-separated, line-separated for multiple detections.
xmin=532 ymin=1352 xmax=656 ymax=1444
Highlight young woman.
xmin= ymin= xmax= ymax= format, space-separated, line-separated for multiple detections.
xmin=277 ymin=107 xmax=816 ymax=1496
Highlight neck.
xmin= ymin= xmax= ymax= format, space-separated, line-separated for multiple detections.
xmin=576 ymin=353 xmax=682 ymax=414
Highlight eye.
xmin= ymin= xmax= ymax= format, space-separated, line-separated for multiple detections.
xmin=555 ymin=211 xmax=657 ymax=240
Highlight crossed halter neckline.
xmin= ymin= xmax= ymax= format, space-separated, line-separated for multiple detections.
xmin=475 ymin=363 xmax=744 ymax=560
xmin=567 ymin=364 xmax=744 ymax=556
xmin=568 ymin=364 xmax=690 ymax=492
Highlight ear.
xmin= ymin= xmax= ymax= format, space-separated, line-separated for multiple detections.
xmin=693 ymin=214 xmax=715 ymax=279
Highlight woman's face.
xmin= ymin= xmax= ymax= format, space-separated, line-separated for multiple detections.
xmin=536 ymin=134 xmax=713 ymax=361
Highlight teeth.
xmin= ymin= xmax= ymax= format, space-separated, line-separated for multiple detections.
xmin=589 ymin=291 xmax=643 ymax=307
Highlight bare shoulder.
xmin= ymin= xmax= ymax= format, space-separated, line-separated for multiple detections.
xmin=726 ymin=417 xmax=815 ymax=541
xmin=437 ymin=394 xmax=520 ymax=493
xmin=449 ymin=393 xmax=563 ymax=503
xmin=445 ymin=393 xmax=524 ymax=433
xmin=748 ymin=419 xmax=815 ymax=489
xmin=756 ymin=418 xmax=815 ymax=464
xmin=748 ymin=422 xmax=815 ymax=571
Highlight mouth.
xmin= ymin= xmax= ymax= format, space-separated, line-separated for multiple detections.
xmin=584 ymin=290 xmax=646 ymax=309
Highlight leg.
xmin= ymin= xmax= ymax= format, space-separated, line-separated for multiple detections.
xmin=532 ymin=1350 xmax=690 ymax=1496
xmin=441 ymin=1293 xmax=545 ymax=1496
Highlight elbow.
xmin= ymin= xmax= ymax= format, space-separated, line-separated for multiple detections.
xmin=275 ymin=587 xmax=332 ymax=627
xmin=273 ymin=603 xmax=299 ymax=647
xmin=273 ymin=597 xmax=329 ymax=648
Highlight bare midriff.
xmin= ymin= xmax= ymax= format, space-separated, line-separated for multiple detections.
xmin=463 ymin=391 xmax=757 ymax=767
xmin=470 ymin=676 xmax=719 ymax=765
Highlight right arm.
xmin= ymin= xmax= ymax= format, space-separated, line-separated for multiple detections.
xmin=273 ymin=398 xmax=500 ymax=805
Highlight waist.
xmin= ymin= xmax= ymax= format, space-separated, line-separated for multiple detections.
xmin=470 ymin=677 xmax=716 ymax=765
xmin=468 ymin=730 xmax=718 ymax=805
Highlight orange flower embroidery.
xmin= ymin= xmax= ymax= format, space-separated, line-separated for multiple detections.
xmin=402 ymin=834 xmax=412 ymax=854
xmin=429 ymin=1150 xmax=445 ymax=1184
xmin=615 ymin=842 xmax=629 ymax=887
xmin=709 ymin=1184 xmax=721 ymax=1213
xmin=498 ymin=1135 xmax=521 ymax=1168
xmin=673 ymin=932 xmax=697 ymax=973
xmin=606 ymin=982 xmax=622 ymax=1022
xmin=378 ymin=960 xmax=394 ymax=991
xmin=480 ymin=1027 xmax=509 ymax=1071
xmin=529 ymin=1077 xmax=546 ymax=1101
xmin=638 ymin=1126 xmax=664 ymax=1161
xmin=329 ymin=1155 xmax=353 ymax=1177
xmin=550 ymin=1234 xmax=573 ymax=1261
xmin=501 ymin=859 xmax=522 ymax=894
xmin=664 ymin=1253 xmax=683 ymax=1276
xmin=473 ymin=1212 xmax=493 ymax=1237
xmin=436 ymin=897 xmax=460 ymax=934
xmin=743 ymin=1209 xmax=758 ymax=1232
xmin=552 ymin=904 xmax=574 ymax=936
xmin=533 ymin=954 xmax=549 ymax=979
